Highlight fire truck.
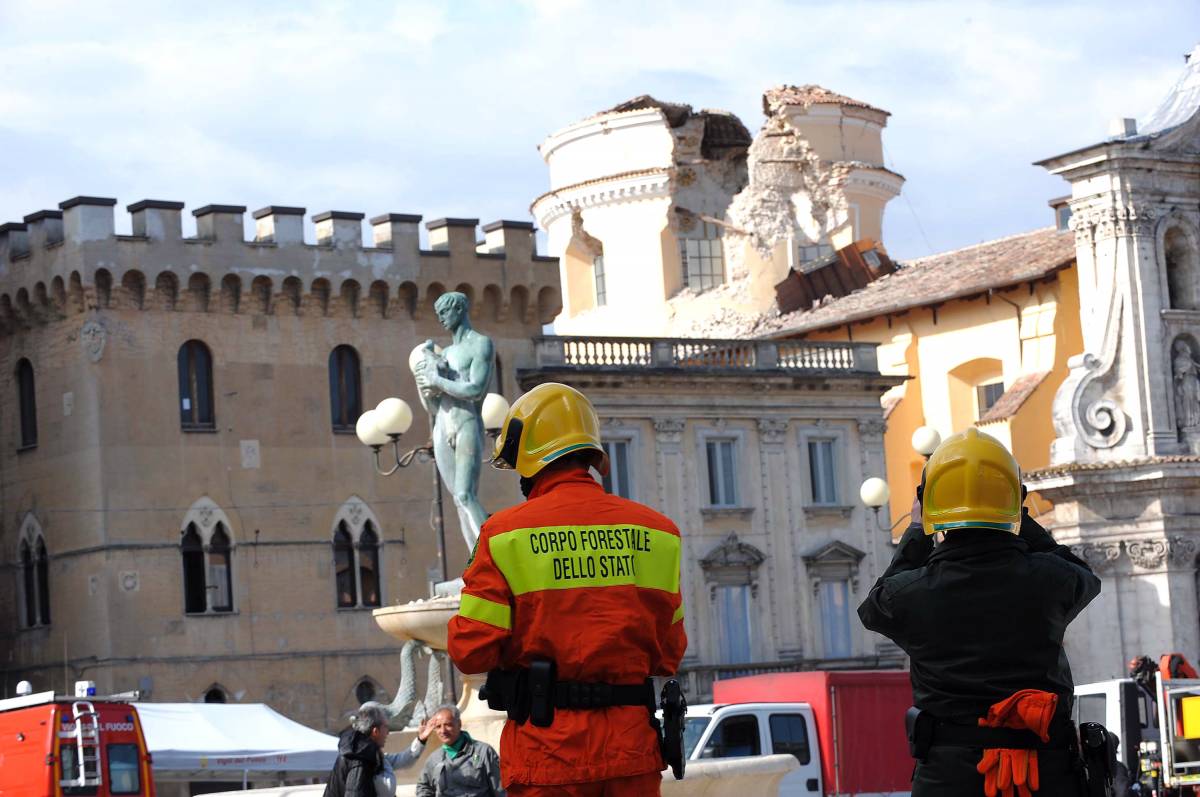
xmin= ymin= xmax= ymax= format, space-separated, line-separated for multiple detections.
xmin=1074 ymin=654 xmax=1200 ymax=795
xmin=0 ymin=682 xmax=156 ymax=797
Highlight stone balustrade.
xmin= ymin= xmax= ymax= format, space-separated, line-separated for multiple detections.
xmin=533 ymin=335 xmax=879 ymax=374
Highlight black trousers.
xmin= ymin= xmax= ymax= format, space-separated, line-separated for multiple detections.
xmin=912 ymin=745 xmax=1083 ymax=796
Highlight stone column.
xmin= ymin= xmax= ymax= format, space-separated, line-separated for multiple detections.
xmin=757 ymin=418 xmax=796 ymax=660
xmin=654 ymin=417 xmax=696 ymax=663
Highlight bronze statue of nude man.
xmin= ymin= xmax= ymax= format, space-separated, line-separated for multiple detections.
xmin=411 ymin=291 xmax=495 ymax=550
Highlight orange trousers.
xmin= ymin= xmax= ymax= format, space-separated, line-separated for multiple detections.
xmin=507 ymin=772 xmax=662 ymax=796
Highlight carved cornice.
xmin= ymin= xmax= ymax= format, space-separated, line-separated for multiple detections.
xmin=531 ymin=169 xmax=673 ymax=229
xmin=1169 ymin=535 xmax=1200 ymax=565
xmin=757 ymin=418 xmax=788 ymax=444
xmin=1071 ymin=541 xmax=1123 ymax=571
xmin=654 ymin=417 xmax=686 ymax=444
xmin=1126 ymin=538 xmax=1169 ymax=570
xmin=1069 ymin=536 xmax=1200 ymax=572
xmin=1070 ymin=203 xmax=1164 ymax=242
xmin=856 ymin=417 xmax=887 ymax=439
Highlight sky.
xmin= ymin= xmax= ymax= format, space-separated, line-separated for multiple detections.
xmin=0 ymin=0 xmax=1195 ymax=261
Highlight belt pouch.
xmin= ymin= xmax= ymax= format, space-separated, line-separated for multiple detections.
xmin=529 ymin=659 xmax=556 ymax=728
xmin=905 ymin=707 xmax=934 ymax=760
xmin=480 ymin=670 xmax=509 ymax=713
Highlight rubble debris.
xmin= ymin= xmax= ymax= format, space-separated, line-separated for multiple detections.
xmin=762 ymin=85 xmax=890 ymax=119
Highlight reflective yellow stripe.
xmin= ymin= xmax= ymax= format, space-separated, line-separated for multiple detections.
xmin=672 ymin=602 xmax=684 ymax=624
xmin=458 ymin=594 xmax=512 ymax=630
xmin=490 ymin=524 xmax=681 ymax=595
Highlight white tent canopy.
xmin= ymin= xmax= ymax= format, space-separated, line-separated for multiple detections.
xmin=135 ymin=703 xmax=339 ymax=779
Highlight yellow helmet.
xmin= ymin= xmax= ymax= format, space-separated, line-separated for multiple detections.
xmin=921 ymin=428 xmax=1022 ymax=536
xmin=491 ymin=383 xmax=609 ymax=479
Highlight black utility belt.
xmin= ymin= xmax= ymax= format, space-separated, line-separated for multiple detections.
xmin=480 ymin=661 xmax=653 ymax=728
xmin=930 ymin=721 xmax=1075 ymax=750
xmin=906 ymin=707 xmax=1076 ymax=759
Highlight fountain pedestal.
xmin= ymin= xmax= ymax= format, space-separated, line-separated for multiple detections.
xmin=370 ymin=599 xmax=798 ymax=795
xmin=372 ymin=597 xmax=506 ymax=752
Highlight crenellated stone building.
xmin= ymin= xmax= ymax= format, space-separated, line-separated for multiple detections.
xmin=0 ymin=196 xmax=560 ymax=729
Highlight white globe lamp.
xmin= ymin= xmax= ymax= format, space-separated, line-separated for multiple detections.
xmin=481 ymin=393 xmax=510 ymax=434
xmin=859 ymin=477 xmax=890 ymax=509
xmin=374 ymin=397 xmax=413 ymax=438
xmin=911 ymin=426 xmax=942 ymax=457
xmin=355 ymin=410 xmax=389 ymax=448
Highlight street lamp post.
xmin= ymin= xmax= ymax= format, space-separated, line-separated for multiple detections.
xmin=356 ymin=393 xmax=510 ymax=586
xmin=859 ymin=425 xmax=943 ymax=533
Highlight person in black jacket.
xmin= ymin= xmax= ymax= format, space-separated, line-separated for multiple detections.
xmin=324 ymin=703 xmax=389 ymax=797
xmin=859 ymin=428 xmax=1101 ymax=797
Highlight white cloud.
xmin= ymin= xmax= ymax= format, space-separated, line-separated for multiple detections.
xmin=0 ymin=0 xmax=1194 ymax=258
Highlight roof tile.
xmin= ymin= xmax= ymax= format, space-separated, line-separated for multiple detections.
xmin=764 ymin=227 xmax=1076 ymax=337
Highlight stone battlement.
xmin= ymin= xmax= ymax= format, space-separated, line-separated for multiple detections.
xmin=0 ymin=197 xmax=560 ymax=334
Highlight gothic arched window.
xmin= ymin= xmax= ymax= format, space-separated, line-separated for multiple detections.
xmin=182 ymin=517 xmax=234 ymax=615
xmin=35 ymin=538 xmax=50 ymax=626
xmin=207 ymin=526 xmax=233 ymax=613
xmin=331 ymin=499 xmax=384 ymax=608
xmin=358 ymin=524 xmax=381 ymax=608
xmin=18 ymin=517 xmax=50 ymax=627
xmin=16 ymin=358 xmax=37 ymax=449
xmin=334 ymin=522 xmax=357 ymax=608
xmin=20 ymin=540 xmax=35 ymax=627
xmin=178 ymin=340 xmax=215 ymax=430
xmin=181 ymin=525 xmax=207 ymax=613
xmin=329 ymin=345 xmax=362 ymax=432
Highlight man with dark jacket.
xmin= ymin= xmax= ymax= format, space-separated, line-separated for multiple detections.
xmin=859 ymin=428 xmax=1101 ymax=796
xmin=324 ymin=703 xmax=390 ymax=797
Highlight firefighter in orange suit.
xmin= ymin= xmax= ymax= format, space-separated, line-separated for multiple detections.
xmin=447 ymin=383 xmax=687 ymax=797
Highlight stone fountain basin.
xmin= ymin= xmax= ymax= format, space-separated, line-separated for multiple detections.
xmin=373 ymin=596 xmax=460 ymax=648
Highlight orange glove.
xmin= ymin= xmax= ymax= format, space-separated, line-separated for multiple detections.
xmin=977 ymin=747 xmax=1038 ymax=797
xmin=975 ymin=690 xmax=1059 ymax=797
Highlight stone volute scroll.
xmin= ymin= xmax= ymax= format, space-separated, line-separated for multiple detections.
xmin=1050 ymin=299 xmax=1128 ymax=463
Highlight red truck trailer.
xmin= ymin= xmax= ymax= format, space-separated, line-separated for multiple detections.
xmin=0 ymin=689 xmax=156 ymax=797
xmin=712 ymin=670 xmax=913 ymax=796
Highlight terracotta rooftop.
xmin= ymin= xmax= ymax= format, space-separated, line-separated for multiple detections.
xmin=977 ymin=371 xmax=1051 ymax=424
xmin=763 ymin=84 xmax=889 ymax=117
xmin=763 ymin=227 xmax=1077 ymax=338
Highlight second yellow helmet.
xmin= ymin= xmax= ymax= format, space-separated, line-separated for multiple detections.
xmin=921 ymin=428 xmax=1022 ymax=536
xmin=491 ymin=383 xmax=610 ymax=479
